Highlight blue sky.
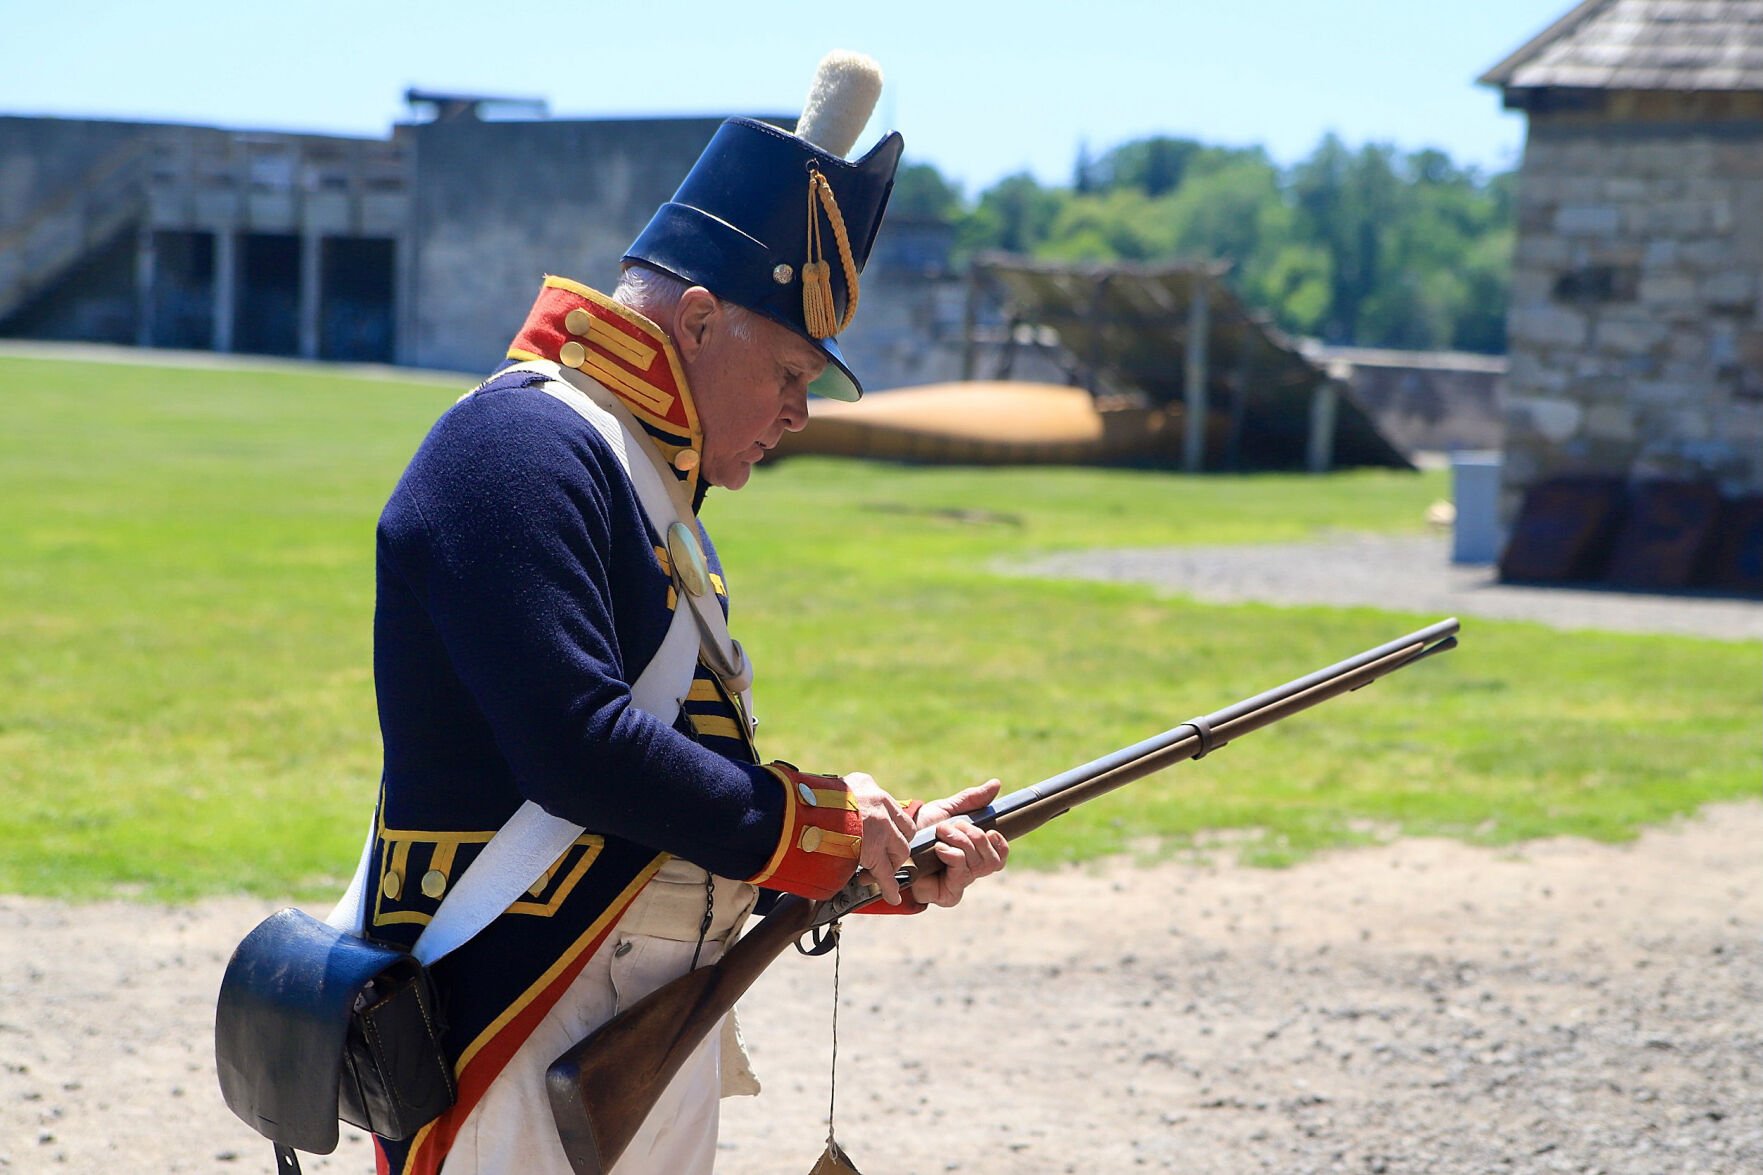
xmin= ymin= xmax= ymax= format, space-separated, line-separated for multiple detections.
xmin=2 ymin=0 xmax=1562 ymax=192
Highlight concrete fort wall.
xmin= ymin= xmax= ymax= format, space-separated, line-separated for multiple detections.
xmin=4 ymin=110 xmax=967 ymax=391
xmin=0 ymin=117 xmax=149 ymax=233
xmin=1501 ymin=96 xmax=1763 ymax=520
xmin=399 ymin=116 xmax=961 ymax=392
xmin=400 ymin=116 xmax=731 ymax=372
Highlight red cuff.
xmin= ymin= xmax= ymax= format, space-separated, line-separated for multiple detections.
xmin=745 ymin=763 xmax=864 ymax=901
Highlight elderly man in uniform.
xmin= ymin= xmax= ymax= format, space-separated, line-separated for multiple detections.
xmin=359 ymin=54 xmax=1008 ymax=1175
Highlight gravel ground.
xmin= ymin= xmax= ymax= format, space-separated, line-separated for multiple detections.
xmin=1012 ymin=533 xmax=1763 ymax=641
xmin=3 ymin=807 xmax=1759 ymax=1175
xmin=2 ymin=532 xmax=1758 ymax=1174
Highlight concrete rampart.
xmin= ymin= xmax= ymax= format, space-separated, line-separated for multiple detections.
xmin=401 ymin=116 xmax=735 ymax=371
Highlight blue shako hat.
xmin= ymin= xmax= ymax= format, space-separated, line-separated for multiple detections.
xmin=624 ymin=117 xmax=904 ymax=401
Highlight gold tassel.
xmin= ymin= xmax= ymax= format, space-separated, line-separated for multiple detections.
xmin=803 ymin=259 xmax=835 ymax=339
xmin=802 ymin=169 xmax=860 ymax=339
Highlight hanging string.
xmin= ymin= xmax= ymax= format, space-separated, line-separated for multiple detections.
xmin=827 ymin=922 xmax=841 ymax=1141
xmin=808 ymin=921 xmax=863 ymax=1174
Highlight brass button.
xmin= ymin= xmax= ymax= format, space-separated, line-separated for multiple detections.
xmin=798 ymin=782 xmax=817 ymax=807
xmin=381 ymin=870 xmax=402 ymax=900
xmin=772 ymin=263 xmax=794 ymax=285
xmin=564 ymin=307 xmax=593 ymax=336
xmin=558 ymin=340 xmax=587 ymax=369
xmin=421 ymin=869 xmax=448 ymax=899
xmin=800 ymin=826 xmax=823 ymax=853
xmin=613 ymin=940 xmax=633 ymax=957
xmin=673 ymin=448 xmax=701 ymax=472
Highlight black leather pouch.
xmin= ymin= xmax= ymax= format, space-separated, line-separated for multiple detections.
xmin=215 ymin=907 xmax=456 ymax=1157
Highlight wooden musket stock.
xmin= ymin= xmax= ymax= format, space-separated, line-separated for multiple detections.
xmin=547 ymin=618 xmax=1461 ymax=1174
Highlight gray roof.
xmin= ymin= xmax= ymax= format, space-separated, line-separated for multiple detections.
xmin=972 ymin=255 xmax=1412 ymax=471
xmin=1480 ymin=0 xmax=1763 ymax=92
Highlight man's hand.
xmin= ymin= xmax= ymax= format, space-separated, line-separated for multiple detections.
xmin=841 ymin=771 xmax=917 ymax=906
xmin=906 ymin=778 xmax=1010 ymax=909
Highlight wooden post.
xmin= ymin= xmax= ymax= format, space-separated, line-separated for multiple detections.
xmin=996 ymin=315 xmax=1021 ymax=379
xmin=1226 ymin=349 xmax=1252 ymax=471
xmin=960 ymin=266 xmax=979 ymax=381
xmin=1307 ymin=379 xmax=1340 ymax=473
xmin=212 ymin=228 xmax=237 ymax=353
xmin=1182 ymin=273 xmax=1211 ymax=473
xmin=298 ymin=230 xmax=322 ymax=360
xmin=134 ymin=227 xmax=157 ymax=349
xmin=1085 ymin=273 xmax=1109 ymax=397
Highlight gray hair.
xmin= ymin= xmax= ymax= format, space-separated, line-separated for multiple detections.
xmin=613 ymin=264 xmax=755 ymax=343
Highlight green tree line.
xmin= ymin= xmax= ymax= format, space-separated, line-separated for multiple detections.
xmin=891 ymin=134 xmax=1513 ymax=355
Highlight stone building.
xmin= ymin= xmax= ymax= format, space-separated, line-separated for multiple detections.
xmin=1481 ymin=0 xmax=1763 ymax=523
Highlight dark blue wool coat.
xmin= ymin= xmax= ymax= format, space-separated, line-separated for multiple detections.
xmin=365 ymin=365 xmax=784 ymax=1174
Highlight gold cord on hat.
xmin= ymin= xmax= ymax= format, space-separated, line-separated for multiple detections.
xmin=802 ymin=168 xmax=861 ymax=339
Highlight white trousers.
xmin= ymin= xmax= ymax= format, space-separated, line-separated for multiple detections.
xmin=439 ymin=864 xmax=757 ymax=1175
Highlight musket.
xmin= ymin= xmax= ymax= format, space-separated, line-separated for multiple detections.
xmin=547 ymin=617 xmax=1461 ymax=1174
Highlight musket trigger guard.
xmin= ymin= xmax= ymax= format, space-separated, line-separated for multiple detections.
xmin=796 ymin=919 xmax=842 ymax=958
xmin=1183 ymin=716 xmax=1216 ymax=759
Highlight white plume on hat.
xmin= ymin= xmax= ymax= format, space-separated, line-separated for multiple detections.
xmin=795 ymin=50 xmax=883 ymax=159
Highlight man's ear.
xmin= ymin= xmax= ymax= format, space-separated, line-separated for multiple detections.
xmin=672 ymin=287 xmax=719 ymax=362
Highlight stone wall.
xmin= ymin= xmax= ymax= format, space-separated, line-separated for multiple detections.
xmin=1501 ymin=95 xmax=1763 ymax=520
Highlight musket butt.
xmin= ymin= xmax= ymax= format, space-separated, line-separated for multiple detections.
xmin=546 ymin=1057 xmax=611 ymax=1175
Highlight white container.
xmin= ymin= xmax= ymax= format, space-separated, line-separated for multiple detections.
xmin=1451 ymin=452 xmax=1503 ymax=565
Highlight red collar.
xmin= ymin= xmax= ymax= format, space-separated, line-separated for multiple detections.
xmin=507 ymin=276 xmax=706 ymax=497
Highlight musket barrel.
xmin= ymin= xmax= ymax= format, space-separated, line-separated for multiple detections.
xmin=551 ymin=617 xmax=1463 ymax=1173
xmin=897 ymin=617 xmax=1460 ymax=878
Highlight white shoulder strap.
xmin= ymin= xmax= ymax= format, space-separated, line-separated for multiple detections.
xmin=522 ymin=360 xmax=754 ymax=708
xmin=327 ymin=365 xmax=730 ymax=963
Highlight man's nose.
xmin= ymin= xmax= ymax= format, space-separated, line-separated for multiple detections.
xmin=780 ymin=388 xmax=809 ymax=432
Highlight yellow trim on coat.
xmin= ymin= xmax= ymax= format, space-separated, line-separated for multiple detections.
xmin=578 ymin=350 xmax=676 ymax=418
xmin=585 ymin=315 xmax=658 ymax=370
xmin=505 ymin=342 xmax=675 ymax=425
xmin=801 ymin=827 xmax=862 ymax=858
xmin=398 ymin=854 xmax=670 ymax=1168
xmin=453 ymin=855 xmax=667 ymax=1072
xmin=370 ymin=828 xmax=608 ymax=928
xmin=505 ymin=838 xmax=605 ymax=917
xmin=378 ymin=825 xmax=496 ymax=844
xmin=539 ymin=275 xmax=701 ymax=447
xmin=689 ymin=714 xmax=745 ymax=741
xmin=429 ymin=840 xmax=459 ymax=877
xmin=745 ymin=764 xmax=798 ymax=887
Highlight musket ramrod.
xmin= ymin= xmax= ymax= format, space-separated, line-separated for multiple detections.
xmin=547 ymin=617 xmax=1461 ymax=1174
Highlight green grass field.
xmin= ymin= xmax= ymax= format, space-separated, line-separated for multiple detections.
xmin=2 ymin=355 xmax=1757 ymax=900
